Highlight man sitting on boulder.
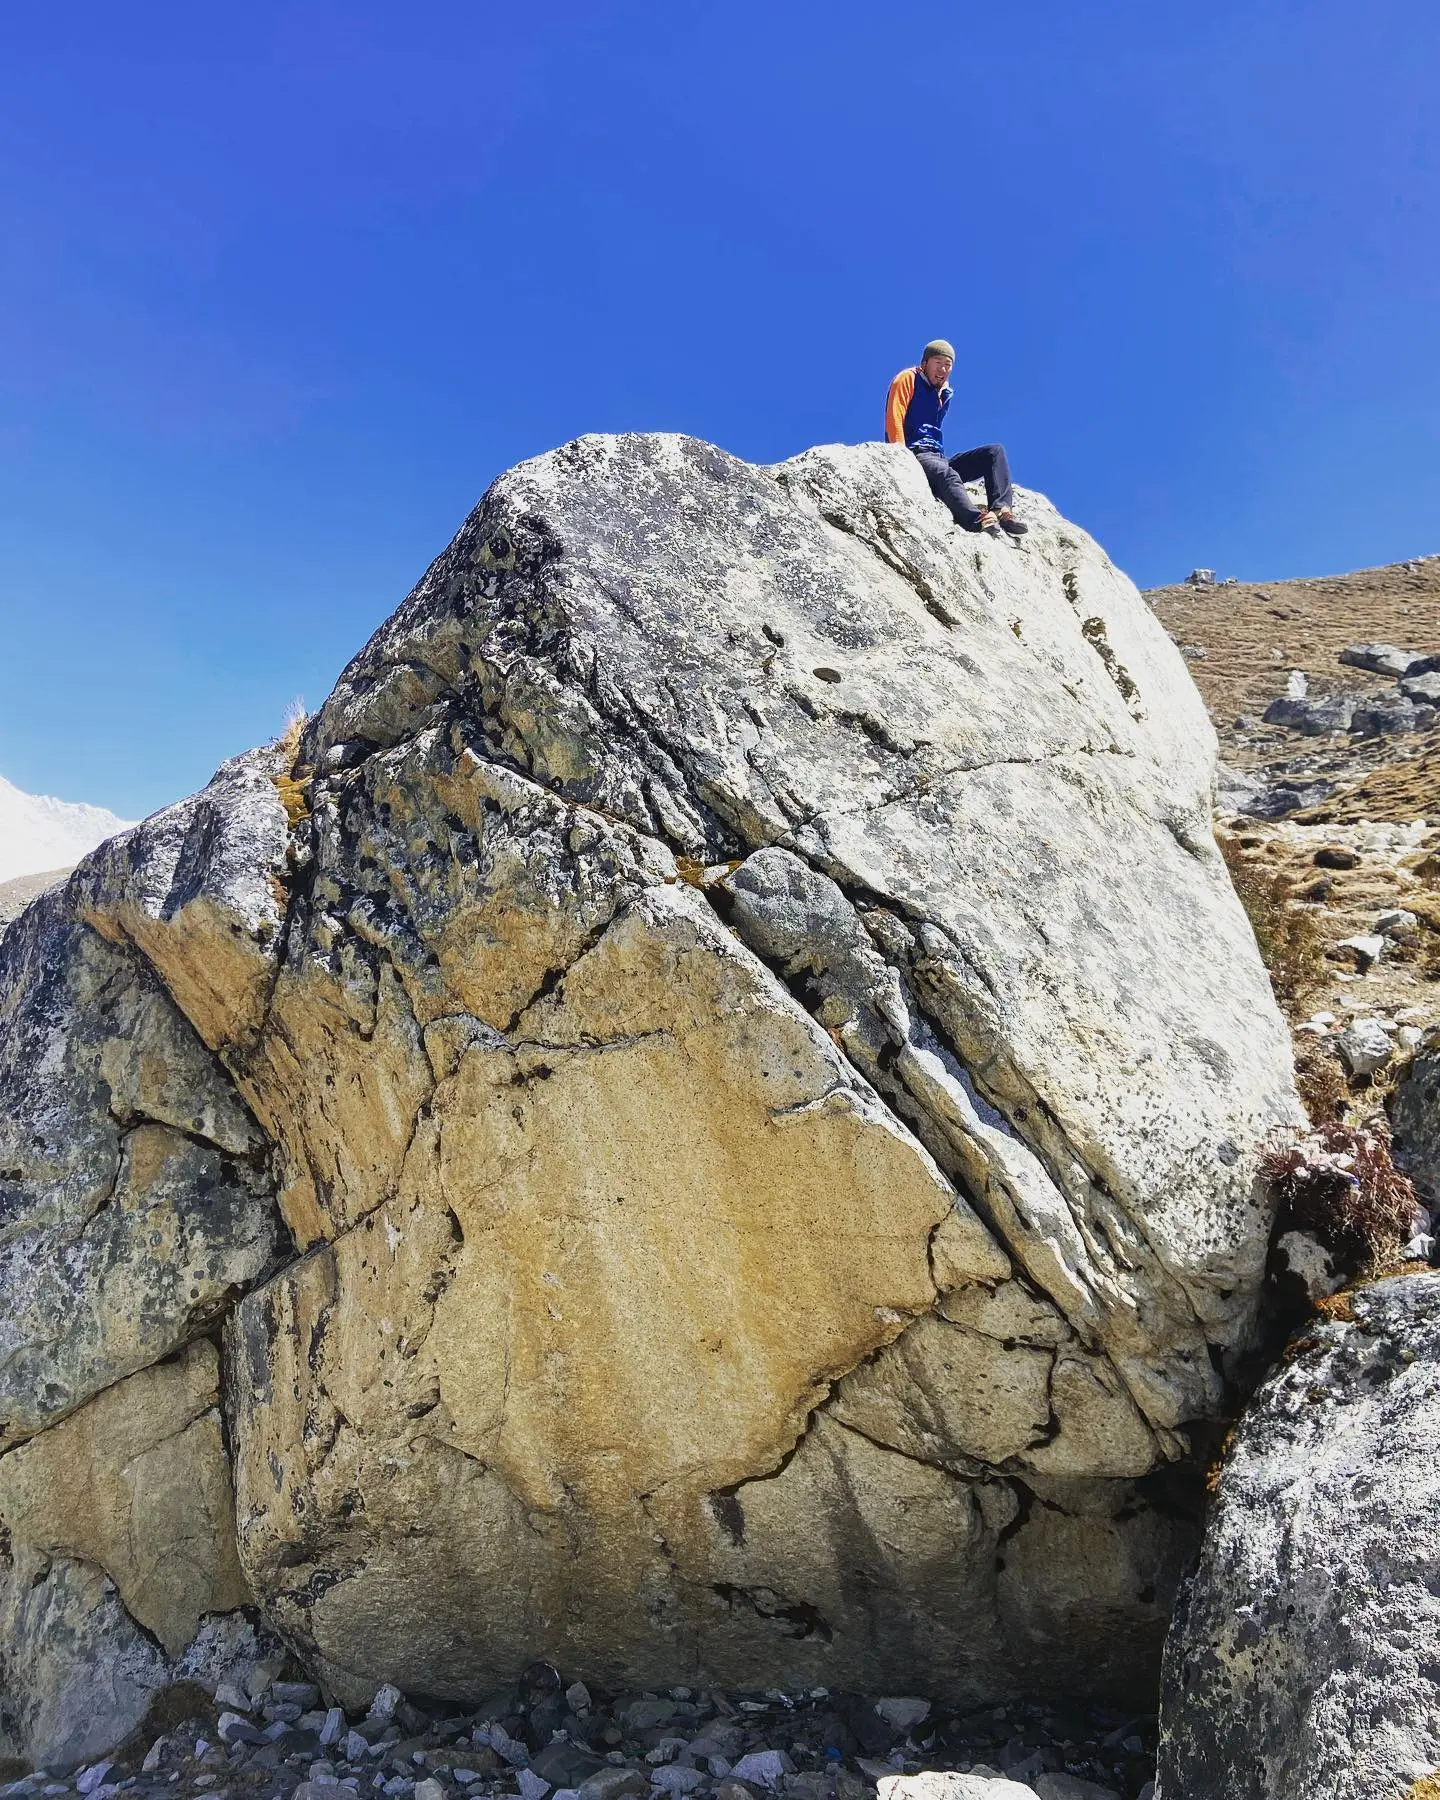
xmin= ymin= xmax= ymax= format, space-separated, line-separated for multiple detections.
xmin=885 ymin=340 xmax=1028 ymax=535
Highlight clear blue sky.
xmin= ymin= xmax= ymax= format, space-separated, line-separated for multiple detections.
xmin=2 ymin=1 xmax=1437 ymax=819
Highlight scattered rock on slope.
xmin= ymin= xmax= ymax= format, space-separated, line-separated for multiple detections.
xmin=0 ymin=434 xmax=1302 ymax=1755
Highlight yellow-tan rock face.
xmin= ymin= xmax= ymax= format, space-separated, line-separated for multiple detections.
xmin=0 ymin=1341 xmax=248 ymax=1657
xmin=227 ymin=781 xmax=975 ymax=1699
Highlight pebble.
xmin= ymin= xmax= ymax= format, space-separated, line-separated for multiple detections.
xmin=728 ymin=1751 xmax=793 ymax=1789
xmin=369 ymin=1687 xmax=404 ymax=1723
xmin=875 ymin=1701 xmax=931 ymax=1735
xmin=622 ymin=1702 xmax=677 ymax=1734
xmin=649 ymin=1772 xmax=705 ymax=1796
xmin=1035 ymin=1777 xmax=1122 ymax=1799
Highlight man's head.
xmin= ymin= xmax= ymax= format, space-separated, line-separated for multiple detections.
xmin=920 ymin=338 xmax=955 ymax=387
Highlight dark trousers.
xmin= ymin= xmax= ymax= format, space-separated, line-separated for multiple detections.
xmin=913 ymin=444 xmax=1014 ymax=527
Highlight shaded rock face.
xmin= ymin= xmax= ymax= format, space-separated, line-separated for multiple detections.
xmin=0 ymin=751 xmax=290 ymax=1767
xmin=0 ymin=875 xmax=279 ymax=1448
xmin=0 ymin=435 xmax=1301 ymax=1743
xmin=1156 ymin=1273 xmax=1440 ymax=1800
xmin=1393 ymin=1044 xmax=1439 ymax=1207
xmin=0 ymin=1343 xmax=256 ymax=1772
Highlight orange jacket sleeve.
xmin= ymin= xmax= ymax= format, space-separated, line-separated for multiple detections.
xmin=884 ymin=368 xmax=915 ymax=444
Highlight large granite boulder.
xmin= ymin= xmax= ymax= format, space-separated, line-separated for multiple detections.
xmin=1156 ymin=1272 xmax=1440 ymax=1800
xmin=1 ymin=435 xmax=1302 ymax=1741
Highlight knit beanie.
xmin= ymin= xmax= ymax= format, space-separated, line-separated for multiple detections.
xmin=922 ymin=338 xmax=956 ymax=362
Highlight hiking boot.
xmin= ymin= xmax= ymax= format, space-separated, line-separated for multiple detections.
xmin=960 ymin=509 xmax=998 ymax=533
xmin=996 ymin=508 xmax=1029 ymax=536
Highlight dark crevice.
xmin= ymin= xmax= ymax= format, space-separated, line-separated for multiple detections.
xmin=710 ymin=1582 xmax=833 ymax=1642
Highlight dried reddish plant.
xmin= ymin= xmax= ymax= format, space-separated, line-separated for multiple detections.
xmin=1262 ymin=1120 xmax=1420 ymax=1275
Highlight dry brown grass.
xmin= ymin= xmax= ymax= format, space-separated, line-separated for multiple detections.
xmin=1294 ymin=1044 xmax=1350 ymax=1124
xmin=1220 ymin=832 xmax=1327 ymax=1007
xmin=271 ymin=711 xmax=312 ymax=829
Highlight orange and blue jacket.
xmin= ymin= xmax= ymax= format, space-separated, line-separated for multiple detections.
xmin=884 ymin=366 xmax=951 ymax=453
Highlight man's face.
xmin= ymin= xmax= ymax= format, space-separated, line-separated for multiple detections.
xmin=921 ymin=353 xmax=953 ymax=388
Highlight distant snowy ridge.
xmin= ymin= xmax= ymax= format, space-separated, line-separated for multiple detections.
xmin=0 ymin=773 xmax=135 ymax=882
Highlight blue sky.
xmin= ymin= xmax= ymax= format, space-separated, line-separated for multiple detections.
xmin=2 ymin=0 xmax=1437 ymax=819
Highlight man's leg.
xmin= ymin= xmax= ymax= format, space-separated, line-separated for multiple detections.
xmin=948 ymin=444 xmax=1014 ymax=512
xmin=912 ymin=448 xmax=987 ymax=529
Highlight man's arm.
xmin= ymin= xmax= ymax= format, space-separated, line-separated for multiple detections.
xmin=884 ymin=369 xmax=915 ymax=445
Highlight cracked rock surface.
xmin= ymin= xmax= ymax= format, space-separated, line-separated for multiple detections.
xmin=1 ymin=434 xmax=1300 ymax=1757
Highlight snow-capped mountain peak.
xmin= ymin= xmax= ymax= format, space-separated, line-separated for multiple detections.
xmin=0 ymin=773 xmax=135 ymax=883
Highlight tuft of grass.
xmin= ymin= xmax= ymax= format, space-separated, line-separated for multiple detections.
xmin=1219 ymin=832 xmax=1326 ymax=1006
xmin=1294 ymin=1044 xmax=1350 ymax=1126
xmin=1262 ymin=1121 xmax=1419 ymax=1277
xmin=1405 ymin=1777 xmax=1440 ymax=1800
xmin=271 ymin=706 xmax=312 ymax=829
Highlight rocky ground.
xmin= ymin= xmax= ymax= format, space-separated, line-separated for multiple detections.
xmin=0 ymin=868 xmax=70 ymax=929
xmin=0 ymin=1670 xmax=1148 ymax=1800
xmin=1149 ymin=560 xmax=1440 ymax=1112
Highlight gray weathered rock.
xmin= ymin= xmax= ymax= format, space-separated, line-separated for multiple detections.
xmin=1334 ymin=1016 xmax=1394 ymax=1077
xmin=880 ymin=1778 xmax=1039 ymax=1800
xmin=0 ymin=1544 xmax=171 ymax=1773
xmin=1035 ymin=1778 xmax=1120 ymax=1800
xmin=1156 ymin=1272 xmax=1440 ymax=1800
xmin=1260 ymin=694 xmax=1354 ymax=735
xmin=1338 ymin=642 xmax=1428 ymax=679
xmin=0 ymin=881 xmax=280 ymax=1447
xmin=1393 ymin=1043 xmax=1440 ymax=1206
xmin=0 ymin=755 xmax=292 ymax=1767
xmin=0 ymin=869 xmax=71 ymax=932
xmin=1350 ymin=695 xmax=1423 ymax=736
xmin=1401 ymin=669 xmax=1440 ymax=706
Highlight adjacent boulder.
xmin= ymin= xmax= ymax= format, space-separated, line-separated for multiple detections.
xmin=2 ymin=434 xmax=1303 ymax=1725
xmin=1393 ymin=1044 xmax=1440 ymax=1206
xmin=1156 ymin=1273 xmax=1440 ymax=1800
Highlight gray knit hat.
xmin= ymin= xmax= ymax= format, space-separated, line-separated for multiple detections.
xmin=922 ymin=338 xmax=956 ymax=362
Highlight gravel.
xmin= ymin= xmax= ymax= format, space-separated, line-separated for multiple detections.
xmin=0 ymin=1668 xmax=1158 ymax=1800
